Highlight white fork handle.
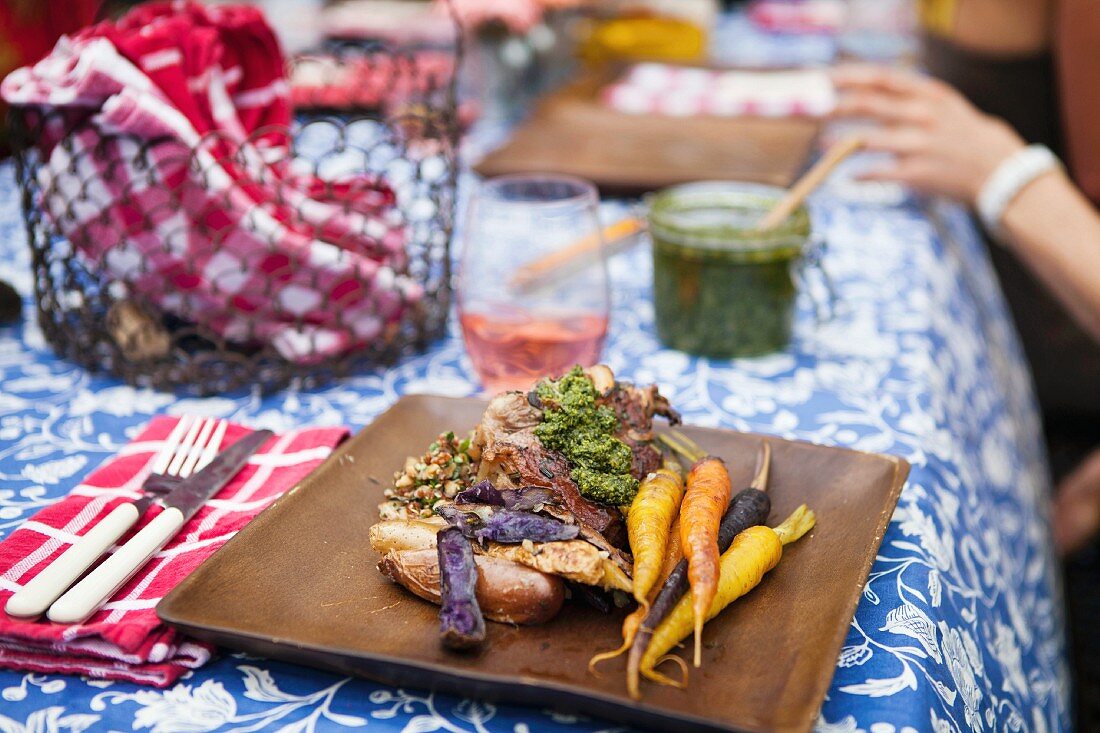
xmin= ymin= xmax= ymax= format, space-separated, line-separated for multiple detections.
xmin=47 ymin=508 xmax=185 ymax=625
xmin=5 ymin=503 xmax=142 ymax=619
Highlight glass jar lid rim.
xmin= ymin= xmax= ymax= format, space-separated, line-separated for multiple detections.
xmin=647 ymin=181 xmax=811 ymax=251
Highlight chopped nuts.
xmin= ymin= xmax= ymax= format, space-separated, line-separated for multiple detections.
xmin=383 ymin=430 xmax=478 ymax=520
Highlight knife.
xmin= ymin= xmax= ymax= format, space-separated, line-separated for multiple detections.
xmin=46 ymin=428 xmax=273 ymax=625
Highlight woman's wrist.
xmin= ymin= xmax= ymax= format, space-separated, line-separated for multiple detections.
xmin=961 ymin=118 xmax=1028 ymax=205
xmin=976 ymin=144 xmax=1063 ymax=240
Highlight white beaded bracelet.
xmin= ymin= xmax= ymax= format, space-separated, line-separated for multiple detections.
xmin=976 ymin=144 xmax=1062 ymax=241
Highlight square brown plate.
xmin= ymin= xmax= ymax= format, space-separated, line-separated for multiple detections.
xmin=473 ymin=68 xmax=821 ymax=195
xmin=158 ymin=395 xmax=909 ymax=733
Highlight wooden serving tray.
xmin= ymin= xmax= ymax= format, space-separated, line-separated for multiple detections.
xmin=474 ymin=69 xmax=822 ymax=195
xmin=159 ymin=395 xmax=909 ymax=733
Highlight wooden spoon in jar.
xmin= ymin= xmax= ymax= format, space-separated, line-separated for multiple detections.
xmin=756 ymin=135 xmax=866 ymax=231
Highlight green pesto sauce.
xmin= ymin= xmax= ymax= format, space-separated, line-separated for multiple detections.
xmin=535 ymin=367 xmax=638 ymax=505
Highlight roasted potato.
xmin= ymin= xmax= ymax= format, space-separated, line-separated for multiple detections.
xmin=369 ymin=518 xmax=443 ymax=553
xmin=377 ymin=548 xmax=565 ymax=625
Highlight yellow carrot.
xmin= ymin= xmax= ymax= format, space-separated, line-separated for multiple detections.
xmin=639 ymin=505 xmax=816 ymax=687
xmin=628 ymin=462 xmax=685 ymax=608
xmin=589 ymin=515 xmax=684 ymax=674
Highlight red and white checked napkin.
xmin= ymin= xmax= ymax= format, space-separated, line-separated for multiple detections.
xmin=0 ymin=416 xmax=347 ymax=687
xmin=1 ymin=2 xmax=421 ymax=363
xmin=603 ymin=63 xmax=837 ymax=119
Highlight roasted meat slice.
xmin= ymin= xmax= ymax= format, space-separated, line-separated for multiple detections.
xmin=596 ymin=374 xmax=681 ymax=481
xmin=475 ymin=391 xmax=542 ymax=456
xmin=475 ymin=392 xmax=626 ymax=540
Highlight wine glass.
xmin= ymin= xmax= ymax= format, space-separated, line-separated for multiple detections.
xmin=457 ymin=174 xmax=611 ymax=393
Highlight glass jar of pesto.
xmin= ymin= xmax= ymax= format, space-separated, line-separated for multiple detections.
xmin=647 ymin=181 xmax=811 ymax=358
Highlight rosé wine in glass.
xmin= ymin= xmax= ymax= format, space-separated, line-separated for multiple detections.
xmin=459 ymin=309 xmax=608 ymax=393
xmin=457 ymin=175 xmax=611 ymax=393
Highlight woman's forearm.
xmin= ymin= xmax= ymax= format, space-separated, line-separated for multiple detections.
xmin=829 ymin=65 xmax=1100 ymax=343
xmin=1000 ymin=169 xmax=1100 ymax=342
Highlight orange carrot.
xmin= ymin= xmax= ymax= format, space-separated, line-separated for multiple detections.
xmin=660 ymin=431 xmax=731 ymax=668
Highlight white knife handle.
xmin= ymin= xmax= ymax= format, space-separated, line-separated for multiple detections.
xmin=47 ymin=508 xmax=186 ymax=625
xmin=5 ymin=503 xmax=142 ymax=619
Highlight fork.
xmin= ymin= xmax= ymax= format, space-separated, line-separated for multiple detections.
xmin=4 ymin=416 xmax=228 ymax=619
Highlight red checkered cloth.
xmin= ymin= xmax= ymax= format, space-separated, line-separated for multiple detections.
xmin=0 ymin=2 xmax=422 ymax=363
xmin=747 ymin=0 xmax=846 ymax=35
xmin=602 ymin=63 xmax=837 ymax=118
xmin=0 ymin=416 xmax=348 ymax=687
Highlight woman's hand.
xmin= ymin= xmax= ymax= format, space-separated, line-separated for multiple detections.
xmin=831 ymin=65 xmax=1028 ymax=205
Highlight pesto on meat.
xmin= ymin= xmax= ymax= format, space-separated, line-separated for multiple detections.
xmin=535 ymin=367 xmax=638 ymax=505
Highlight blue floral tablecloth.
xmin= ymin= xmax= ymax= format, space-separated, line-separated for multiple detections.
xmin=0 ymin=137 xmax=1072 ymax=733
xmin=0 ymin=13 xmax=1073 ymax=727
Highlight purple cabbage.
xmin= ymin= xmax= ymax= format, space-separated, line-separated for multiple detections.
xmin=472 ymin=508 xmax=580 ymax=544
xmin=452 ymin=483 xmax=558 ymax=513
xmin=502 ymin=487 xmax=557 ymax=512
xmin=436 ymin=526 xmax=485 ymax=650
xmin=454 ymin=480 xmax=505 ymax=506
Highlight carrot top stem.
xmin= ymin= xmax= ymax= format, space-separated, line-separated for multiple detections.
xmin=750 ymin=441 xmax=772 ymax=492
xmin=773 ymin=505 xmax=816 ymax=545
xmin=588 ymin=638 xmax=630 ymax=676
xmin=658 ymin=430 xmax=708 ymax=464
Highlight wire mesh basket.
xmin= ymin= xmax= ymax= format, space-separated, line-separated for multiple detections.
xmin=9 ymin=35 xmax=461 ymax=395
